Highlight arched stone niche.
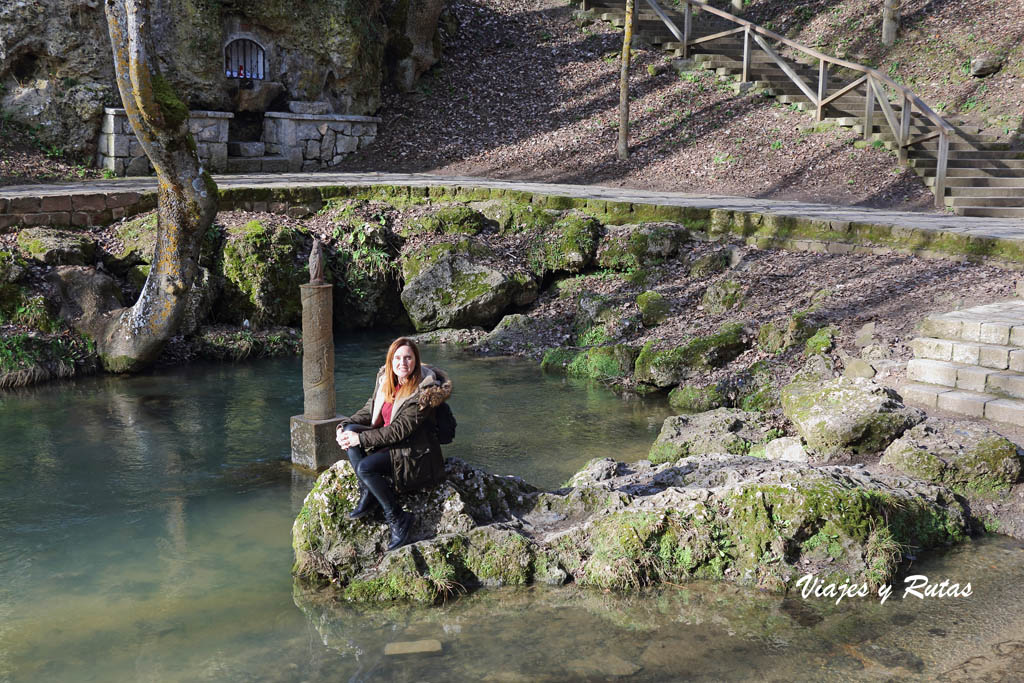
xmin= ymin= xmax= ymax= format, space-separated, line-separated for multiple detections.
xmin=221 ymin=23 xmax=284 ymax=113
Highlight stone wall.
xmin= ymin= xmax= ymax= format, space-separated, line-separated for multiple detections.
xmin=96 ymin=108 xmax=232 ymax=176
xmin=263 ymin=112 xmax=381 ymax=172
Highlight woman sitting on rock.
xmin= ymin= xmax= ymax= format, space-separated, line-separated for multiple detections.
xmin=336 ymin=337 xmax=451 ymax=551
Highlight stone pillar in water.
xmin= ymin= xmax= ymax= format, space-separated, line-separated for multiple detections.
xmin=290 ymin=240 xmax=345 ymax=470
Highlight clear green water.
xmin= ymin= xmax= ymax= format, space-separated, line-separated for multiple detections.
xmin=1 ymin=335 xmax=1022 ymax=682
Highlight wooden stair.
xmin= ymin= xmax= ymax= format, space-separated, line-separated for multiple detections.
xmin=582 ymin=0 xmax=1024 ymax=219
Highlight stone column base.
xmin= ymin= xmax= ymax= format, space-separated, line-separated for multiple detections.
xmin=290 ymin=414 xmax=345 ymax=471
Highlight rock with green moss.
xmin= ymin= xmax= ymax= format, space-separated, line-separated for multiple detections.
xmin=112 ymin=213 xmax=159 ymax=270
xmin=567 ymin=345 xmax=638 ymax=381
xmin=688 ymin=248 xmax=730 ymax=277
xmin=0 ymin=250 xmax=27 ymax=285
xmin=781 ymin=377 xmax=924 ymax=461
xmin=701 ymin=279 xmax=743 ymax=314
xmin=881 ymin=419 xmax=1024 ymax=496
xmin=528 ymin=212 xmax=602 ymax=276
xmin=400 ymin=205 xmax=489 ymax=237
xmin=475 ymin=313 xmax=557 ymax=355
xmin=472 ymin=200 xmax=559 ymax=234
xmin=637 ymin=290 xmax=670 ymax=327
xmin=667 ymin=383 xmax=726 ymax=413
xmin=411 ymin=327 xmax=488 ymax=346
xmin=218 ymin=220 xmax=307 ymax=327
xmin=294 ymin=450 xmax=973 ymax=602
xmin=400 ymin=239 xmax=537 ymax=331
xmin=634 ymin=324 xmax=750 ymax=388
xmin=596 ymin=222 xmax=689 ymax=271
xmin=805 ymin=325 xmax=838 ymax=355
xmin=648 ymin=408 xmax=770 ymax=463
xmin=17 ymin=228 xmax=97 ymax=266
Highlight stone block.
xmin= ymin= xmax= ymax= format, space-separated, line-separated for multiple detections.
xmin=294 ymin=121 xmax=320 ymax=140
xmin=936 ymin=390 xmax=989 ymax=417
xmin=196 ymin=124 xmax=221 ymax=142
xmin=261 ymin=157 xmax=291 ymax=173
xmin=125 ymin=156 xmax=150 ymax=176
xmin=301 ymin=160 xmax=319 ymax=172
xmin=287 ymin=101 xmax=330 ymax=115
xmin=226 ymin=157 xmax=263 ymax=173
xmin=252 ymin=201 xmax=268 ymax=212
xmin=921 ymin=317 xmax=962 ymax=340
xmin=336 ymin=134 xmax=358 ymax=154
xmin=899 ymin=382 xmax=946 ymax=408
xmin=49 ymin=212 xmax=70 ymax=227
xmin=269 ymin=202 xmax=288 ymax=213
xmin=910 ymin=337 xmax=952 ymax=361
xmin=106 ymin=192 xmax=140 ymax=209
xmin=196 ymin=142 xmax=210 ymax=158
xmin=0 ymin=214 xmax=21 ymax=233
xmin=987 ymin=373 xmax=1024 ymax=399
xmin=1010 ymin=325 xmax=1024 ymax=348
xmin=98 ymin=134 xmax=109 ymax=154
xmin=329 ymin=122 xmax=352 ymax=136
xmin=290 ymin=415 xmax=345 ymax=470
xmin=383 ymin=640 xmax=443 ymax=656
xmin=956 ymin=366 xmax=995 ymax=392
xmin=764 ymin=437 xmax=808 ymax=462
xmin=825 ymin=242 xmax=855 ymax=254
xmin=228 ymin=141 xmax=265 ymax=157
xmin=103 ymin=156 xmax=126 ymax=175
xmin=10 ymin=197 xmax=41 ymax=213
xmin=985 ymin=398 xmax=1024 ymax=426
xmin=320 ymin=131 xmax=335 ymax=160
xmin=40 ymin=195 xmax=72 ymax=212
xmin=21 ymin=213 xmax=51 ymax=227
xmin=108 ymin=134 xmax=130 ymax=157
xmin=111 ymin=207 xmax=125 ymax=221
xmin=304 ymin=139 xmax=319 ymax=160
xmin=950 ymin=341 xmax=980 ymax=365
xmin=263 ymin=124 xmax=278 ymax=144
xmin=1010 ymin=349 xmax=1024 ymax=372
xmin=979 ymin=345 xmax=1010 ymax=370
xmin=71 ymin=212 xmax=91 ymax=227
xmin=358 ymin=134 xmax=376 ymax=149
xmin=101 ymin=114 xmax=116 ymax=134
xmin=0 ymin=198 xmax=6 ymax=213
xmin=907 ymin=359 xmax=960 ymax=387
xmin=129 ymin=139 xmax=144 ymax=157
xmin=980 ymin=322 xmax=1012 ymax=345
xmin=208 ymin=143 xmax=228 ymax=172
xmin=960 ymin=321 xmax=982 ymax=342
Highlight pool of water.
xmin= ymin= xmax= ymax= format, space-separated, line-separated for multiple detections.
xmin=1 ymin=334 xmax=1022 ymax=682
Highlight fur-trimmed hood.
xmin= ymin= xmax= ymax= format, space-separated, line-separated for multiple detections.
xmin=370 ymin=364 xmax=452 ymax=426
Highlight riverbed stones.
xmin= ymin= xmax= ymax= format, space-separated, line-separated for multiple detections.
xmin=400 ymin=239 xmax=536 ymax=331
xmin=781 ymin=377 xmax=925 ymax=460
xmin=293 ymin=453 xmax=972 ymax=602
xmin=881 ymin=419 xmax=1024 ymax=495
xmin=648 ymin=408 xmax=770 ymax=463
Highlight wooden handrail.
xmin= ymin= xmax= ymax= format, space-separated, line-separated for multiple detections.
xmin=638 ymin=0 xmax=953 ymax=208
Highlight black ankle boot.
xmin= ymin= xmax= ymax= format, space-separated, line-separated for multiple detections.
xmin=348 ymin=483 xmax=379 ymax=521
xmin=385 ymin=509 xmax=414 ymax=551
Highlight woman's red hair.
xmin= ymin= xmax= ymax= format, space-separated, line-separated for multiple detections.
xmin=383 ymin=337 xmax=422 ymax=403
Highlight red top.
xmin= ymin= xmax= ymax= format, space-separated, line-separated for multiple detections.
xmin=381 ymin=401 xmax=394 ymax=426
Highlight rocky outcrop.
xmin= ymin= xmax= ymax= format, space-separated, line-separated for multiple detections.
xmin=16 ymin=228 xmax=97 ymax=266
xmin=648 ymin=408 xmax=771 ymax=463
xmin=881 ymin=419 xmax=1023 ymax=496
xmin=781 ymin=377 xmax=924 ymax=461
xmin=527 ymin=212 xmax=602 ymax=277
xmin=46 ymin=266 xmax=123 ymax=334
xmin=634 ymin=323 xmax=750 ymax=388
xmin=292 ymin=454 xmax=972 ymax=603
xmin=596 ymin=223 xmax=690 ymax=271
xmin=400 ymin=239 xmax=537 ymax=331
xmin=383 ymin=0 xmax=450 ymax=92
xmin=217 ymin=219 xmax=306 ymax=327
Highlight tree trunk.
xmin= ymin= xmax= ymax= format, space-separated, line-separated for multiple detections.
xmin=617 ymin=0 xmax=635 ymax=161
xmin=882 ymin=0 xmax=899 ymax=47
xmin=98 ymin=0 xmax=217 ymax=373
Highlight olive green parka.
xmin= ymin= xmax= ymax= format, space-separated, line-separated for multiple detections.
xmin=341 ymin=364 xmax=451 ymax=493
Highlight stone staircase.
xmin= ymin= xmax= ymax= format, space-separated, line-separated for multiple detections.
xmin=902 ymin=301 xmax=1024 ymax=427
xmin=583 ymin=0 xmax=1024 ymax=218
xmin=225 ymin=140 xmax=290 ymax=173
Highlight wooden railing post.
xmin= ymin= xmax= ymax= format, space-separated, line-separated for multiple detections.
xmin=898 ymin=95 xmax=911 ymax=163
xmin=935 ymin=131 xmax=949 ymax=209
xmin=742 ymin=26 xmax=751 ymax=83
xmin=816 ymin=61 xmax=828 ymax=121
xmin=682 ymin=2 xmax=692 ymax=59
xmin=863 ymin=76 xmax=876 ymax=140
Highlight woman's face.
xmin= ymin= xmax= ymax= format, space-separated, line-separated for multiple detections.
xmin=392 ymin=345 xmax=416 ymax=382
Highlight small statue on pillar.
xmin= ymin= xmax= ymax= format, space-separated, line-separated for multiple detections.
xmin=290 ymin=238 xmax=345 ymax=470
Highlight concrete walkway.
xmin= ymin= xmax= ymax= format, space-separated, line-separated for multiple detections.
xmin=2 ymin=171 xmax=1023 ymax=241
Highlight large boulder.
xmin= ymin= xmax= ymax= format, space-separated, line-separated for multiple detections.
xmin=781 ymin=377 xmax=924 ymax=461
xmin=46 ymin=265 xmax=124 ymax=337
xmin=398 ymin=205 xmax=488 ymax=238
xmin=648 ymin=408 xmax=771 ymax=464
xmin=527 ymin=212 xmax=602 ymax=277
xmin=881 ymin=419 xmax=1023 ymax=496
xmin=217 ymin=219 xmax=306 ymax=327
xmin=293 ymin=454 xmax=972 ymax=602
xmin=475 ymin=313 xmax=561 ymax=355
xmin=17 ymin=228 xmax=97 ymax=266
xmin=596 ymin=222 xmax=690 ymax=271
xmin=634 ymin=323 xmax=750 ymax=388
xmin=399 ymin=239 xmax=537 ymax=331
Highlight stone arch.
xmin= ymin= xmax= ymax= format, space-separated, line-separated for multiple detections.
xmin=224 ymin=37 xmax=266 ymax=80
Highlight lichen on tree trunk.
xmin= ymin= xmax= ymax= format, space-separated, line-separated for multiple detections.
xmin=98 ymin=0 xmax=218 ymax=373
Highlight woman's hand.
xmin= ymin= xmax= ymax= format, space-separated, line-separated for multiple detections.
xmin=337 ymin=429 xmax=360 ymax=449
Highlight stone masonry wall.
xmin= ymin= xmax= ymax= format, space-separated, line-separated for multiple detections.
xmin=96 ymin=108 xmax=232 ymax=176
xmin=263 ymin=112 xmax=380 ymax=172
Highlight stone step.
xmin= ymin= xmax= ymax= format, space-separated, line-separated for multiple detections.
xmin=900 ymin=382 xmax=1024 ymax=425
xmin=226 ymin=154 xmax=290 ymax=173
xmin=920 ymin=302 xmax=1024 ymax=343
xmin=227 ymin=141 xmax=266 ymax=158
xmin=924 ymin=176 xmax=1024 ymax=188
xmin=955 ymin=206 xmax=1024 ymax=218
xmin=946 ymin=187 xmax=1024 ymax=197
xmin=910 ymin=158 xmax=1024 ymax=169
xmin=948 ymin=196 xmax=1024 ymax=208
xmin=910 ymin=337 xmax=1024 ymax=369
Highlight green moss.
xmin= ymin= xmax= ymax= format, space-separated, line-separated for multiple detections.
xmin=577 ymin=324 xmax=612 ymax=346
xmin=219 ymin=220 xmax=306 ymax=326
xmin=567 ymin=345 xmax=636 ymax=381
xmin=541 ymin=347 xmax=579 ymax=373
xmin=528 ymin=212 xmax=602 ymax=276
xmin=668 ymin=384 xmax=726 ymax=413
xmin=151 ymin=72 xmax=189 ymax=130
xmin=648 ymin=441 xmax=686 ymax=464
xmin=400 ymin=205 xmax=488 ymax=237
xmin=689 ymin=249 xmax=730 ymax=277
xmin=757 ymin=322 xmax=786 ymax=354
xmin=805 ymin=325 xmax=838 ymax=355
xmin=701 ymin=279 xmax=743 ymax=314
xmin=501 ymin=202 xmax=558 ymax=234
xmin=636 ymin=290 xmax=670 ymax=326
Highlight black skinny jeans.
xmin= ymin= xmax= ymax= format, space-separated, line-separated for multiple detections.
xmin=343 ymin=423 xmax=398 ymax=515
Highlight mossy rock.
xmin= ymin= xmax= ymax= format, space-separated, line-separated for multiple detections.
xmin=476 ymin=313 xmax=554 ymax=355
xmin=114 ymin=212 xmax=159 ymax=267
xmin=472 ymin=200 xmax=559 ymax=234
xmin=689 ymin=248 xmax=730 ymax=277
xmin=16 ymin=228 xmax=97 ymax=266
xmin=596 ymin=222 xmax=689 ymax=271
xmin=541 ymin=347 xmax=580 ymax=373
xmin=667 ymin=383 xmax=726 ymax=413
xmin=399 ymin=239 xmax=536 ymax=331
xmin=0 ymin=250 xmax=27 ymax=285
xmin=567 ymin=345 xmax=638 ymax=381
xmin=781 ymin=377 xmax=925 ymax=460
xmin=701 ymin=279 xmax=743 ymax=314
xmin=528 ymin=212 xmax=602 ymax=276
xmin=637 ymin=290 xmax=670 ymax=327
xmin=400 ymin=205 xmax=488 ymax=237
xmin=217 ymin=219 xmax=307 ymax=327
xmin=648 ymin=408 xmax=768 ymax=463
xmin=757 ymin=321 xmax=786 ymax=354
xmin=634 ymin=323 xmax=750 ymax=388
xmin=805 ymin=325 xmax=838 ymax=355
xmin=881 ymin=419 xmax=1024 ymax=496
xmin=127 ymin=264 xmax=151 ymax=292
